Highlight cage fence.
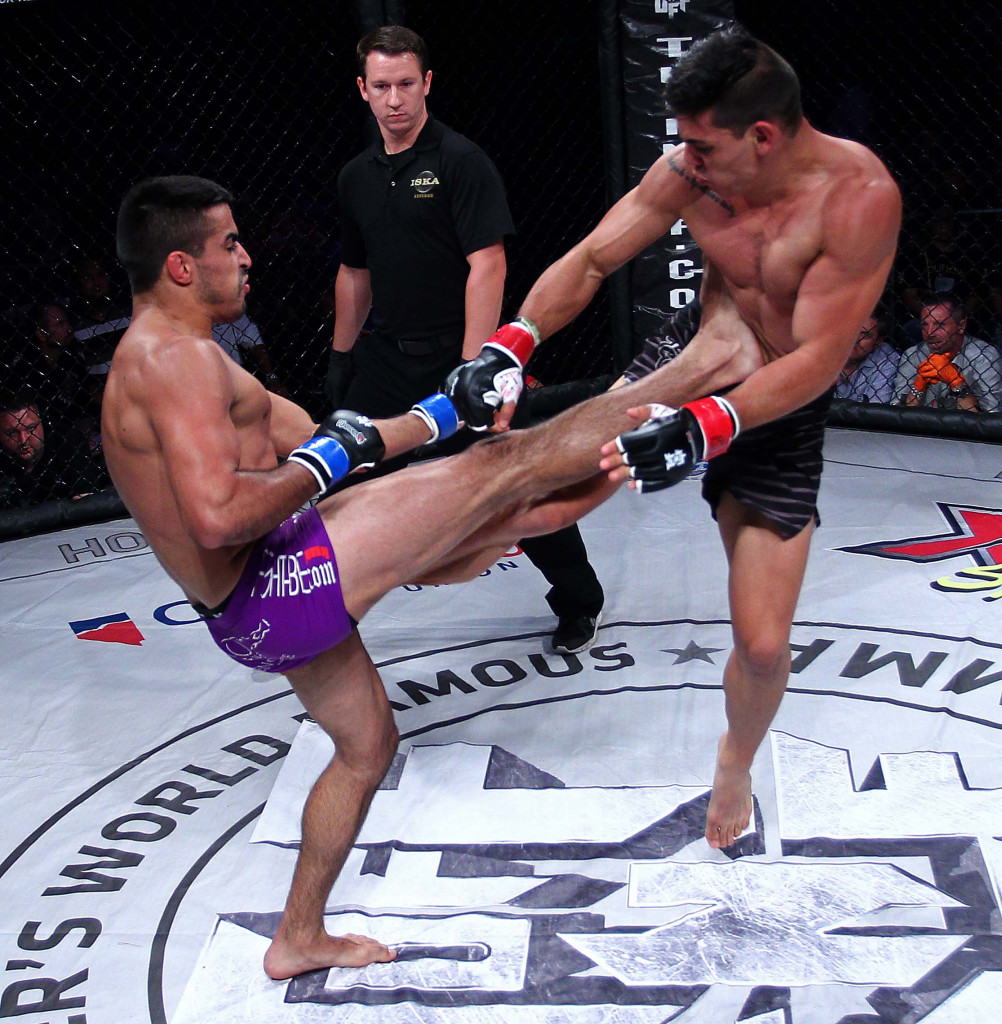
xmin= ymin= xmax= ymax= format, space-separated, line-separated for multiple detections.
xmin=1 ymin=0 xmax=1000 ymax=535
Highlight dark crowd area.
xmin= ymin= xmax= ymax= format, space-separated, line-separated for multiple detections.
xmin=2 ymin=0 xmax=1000 ymax=519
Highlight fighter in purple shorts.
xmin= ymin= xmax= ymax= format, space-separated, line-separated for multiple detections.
xmin=101 ymin=176 xmax=748 ymax=983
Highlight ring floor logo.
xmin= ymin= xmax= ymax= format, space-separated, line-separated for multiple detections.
xmin=5 ymin=619 xmax=994 ymax=1022
xmin=843 ymin=501 xmax=1002 ymax=604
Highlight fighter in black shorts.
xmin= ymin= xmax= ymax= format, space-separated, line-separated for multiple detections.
xmin=621 ymin=299 xmax=833 ymax=539
xmin=451 ymin=24 xmax=899 ymax=856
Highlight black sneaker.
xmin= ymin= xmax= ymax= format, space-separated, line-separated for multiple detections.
xmin=551 ymin=613 xmax=601 ymax=655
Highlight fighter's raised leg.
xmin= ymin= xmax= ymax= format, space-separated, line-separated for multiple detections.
xmin=410 ymin=473 xmax=622 ymax=587
xmin=325 ymin=344 xmax=749 ymax=619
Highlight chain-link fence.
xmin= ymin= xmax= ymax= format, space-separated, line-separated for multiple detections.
xmin=738 ymin=0 xmax=1002 ymax=430
xmin=0 ymin=0 xmax=613 ymax=534
xmin=1 ymin=0 xmax=1001 ymax=534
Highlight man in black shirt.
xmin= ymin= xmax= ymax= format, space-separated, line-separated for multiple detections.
xmin=326 ymin=25 xmax=604 ymax=653
xmin=9 ymin=303 xmax=92 ymax=433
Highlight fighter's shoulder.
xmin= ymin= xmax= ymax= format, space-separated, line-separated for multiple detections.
xmin=824 ymin=137 xmax=900 ymax=209
xmin=820 ymin=138 xmax=901 ymax=248
xmin=119 ymin=325 xmax=227 ymax=385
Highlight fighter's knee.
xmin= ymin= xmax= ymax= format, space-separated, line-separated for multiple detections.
xmin=448 ymin=432 xmax=522 ymax=490
xmin=371 ymin=720 xmax=399 ymax=779
xmin=383 ymin=720 xmax=400 ymax=762
xmin=733 ymin=630 xmax=790 ymax=680
xmin=520 ymin=501 xmax=573 ymax=538
xmin=340 ymin=719 xmax=399 ymax=786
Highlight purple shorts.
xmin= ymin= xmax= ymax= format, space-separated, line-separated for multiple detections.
xmin=199 ymin=507 xmax=354 ymax=674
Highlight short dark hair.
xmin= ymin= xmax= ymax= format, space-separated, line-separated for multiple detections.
xmin=116 ymin=175 xmax=234 ymax=295
xmin=665 ymin=24 xmax=802 ymax=136
xmin=357 ymin=25 xmax=428 ymax=79
xmin=31 ymin=301 xmax=68 ymax=328
xmin=0 ymin=391 xmax=41 ymax=418
xmin=921 ymin=290 xmax=966 ymax=321
xmin=869 ymin=302 xmax=890 ymax=339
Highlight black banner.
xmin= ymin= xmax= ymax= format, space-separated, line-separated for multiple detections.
xmin=618 ymin=0 xmax=735 ymax=349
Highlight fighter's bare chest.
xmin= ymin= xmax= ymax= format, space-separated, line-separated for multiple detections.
xmin=691 ymin=200 xmax=823 ymax=302
xmin=230 ymin=375 xmax=280 ymax=469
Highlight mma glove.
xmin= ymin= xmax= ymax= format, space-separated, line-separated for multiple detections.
xmin=323 ymin=349 xmax=354 ymax=410
xmin=615 ymin=396 xmax=740 ymax=493
xmin=287 ymin=409 xmax=386 ymax=498
xmin=443 ymin=316 xmax=540 ymax=430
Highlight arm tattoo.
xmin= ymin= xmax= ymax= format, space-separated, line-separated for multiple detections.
xmin=668 ymin=155 xmax=736 ymax=217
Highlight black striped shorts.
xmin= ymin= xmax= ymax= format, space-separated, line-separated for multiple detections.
xmin=623 ymin=298 xmax=832 ymax=537
xmin=701 ymin=389 xmax=833 ymax=538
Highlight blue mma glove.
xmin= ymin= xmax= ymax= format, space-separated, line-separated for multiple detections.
xmin=288 ymin=409 xmax=386 ymax=497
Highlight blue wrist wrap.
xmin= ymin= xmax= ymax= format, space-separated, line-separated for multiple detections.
xmin=288 ymin=435 xmax=351 ymax=493
xmin=411 ymin=393 xmax=461 ymax=442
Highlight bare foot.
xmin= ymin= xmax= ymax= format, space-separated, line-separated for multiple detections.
xmin=705 ymin=735 xmax=753 ymax=849
xmin=264 ymin=930 xmax=396 ymax=980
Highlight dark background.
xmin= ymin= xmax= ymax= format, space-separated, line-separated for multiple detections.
xmin=2 ymin=0 xmax=1000 ymax=395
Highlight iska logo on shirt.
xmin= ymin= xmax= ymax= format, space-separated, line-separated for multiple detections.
xmin=254 ymin=544 xmax=337 ymax=600
xmin=68 ymin=611 xmax=145 ymax=646
xmin=411 ymin=170 xmax=439 ymax=196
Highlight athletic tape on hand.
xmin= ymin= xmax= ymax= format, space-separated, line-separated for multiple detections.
xmin=491 ymin=367 xmax=524 ymax=405
xmin=646 ymin=402 xmax=676 ymax=420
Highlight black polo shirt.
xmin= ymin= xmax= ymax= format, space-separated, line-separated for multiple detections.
xmin=338 ymin=116 xmax=515 ymax=338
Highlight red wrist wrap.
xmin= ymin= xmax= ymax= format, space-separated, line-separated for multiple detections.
xmin=493 ymin=321 xmax=536 ymax=366
xmin=685 ymin=396 xmax=737 ymax=459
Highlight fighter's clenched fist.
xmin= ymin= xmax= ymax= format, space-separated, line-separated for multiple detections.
xmin=443 ymin=316 xmax=540 ymax=431
xmin=604 ymin=396 xmax=740 ymax=493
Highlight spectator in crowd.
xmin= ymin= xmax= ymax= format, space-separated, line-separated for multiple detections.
xmin=212 ymin=312 xmax=290 ymax=396
xmin=7 ymin=303 xmax=92 ymax=432
xmin=68 ymin=255 xmax=132 ymax=455
xmin=892 ymin=291 xmax=1002 ymax=412
xmin=982 ymin=272 xmax=1002 ymax=356
xmin=70 ymin=254 xmax=132 ymax=391
xmin=834 ymin=306 xmax=901 ymax=404
xmin=894 ymin=206 xmax=986 ymax=342
xmin=327 ymin=24 xmax=605 ymax=654
xmin=0 ymin=393 xmax=110 ymax=508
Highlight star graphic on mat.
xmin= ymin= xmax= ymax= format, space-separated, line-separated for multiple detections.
xmin=840 ymin=502 xmax=1002 ymax=567
xmin=661 ymin=640 xmax=723 ymax=665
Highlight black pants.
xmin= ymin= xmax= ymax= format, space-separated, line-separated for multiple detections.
xmin=336 ymin=331 xmax=604 ymax=620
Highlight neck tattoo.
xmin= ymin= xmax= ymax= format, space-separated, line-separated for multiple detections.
xmin=668 ymin=155 xmax=736 ymax=217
